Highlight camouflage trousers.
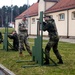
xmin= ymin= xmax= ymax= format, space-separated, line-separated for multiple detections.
xmin=45 ymin=37 xmax=62 ymax=61
xmin=19 ymin=34 xmax=32 ymax=55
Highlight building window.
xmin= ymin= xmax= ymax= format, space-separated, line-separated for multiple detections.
xmin=32 ymin=18 xmax=35 ymax=24
xmin=58 ymin=13 xmax=65 ymax=21
xmin=72 ymin=11 xmax=75 ymax=20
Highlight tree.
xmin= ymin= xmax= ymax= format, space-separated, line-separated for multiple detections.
xmin=19 ymin=4 xmax=28 ymax=14
xmin=0 ymin=4 xmax=29 ymax=27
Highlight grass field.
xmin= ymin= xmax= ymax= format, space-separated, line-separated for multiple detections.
xmin=0 ymin=27 xmax=15 ymax=34
xmin=0 ymin=28 xmax=75 ymax=75
xmin=0 ymin=38 xmax=75 ymax=75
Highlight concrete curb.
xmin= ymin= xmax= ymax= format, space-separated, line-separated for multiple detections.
xmin=0 ymin=64 xmax=15 ymax=75
xmin=29 ymin=36 xmax=75 ymax=44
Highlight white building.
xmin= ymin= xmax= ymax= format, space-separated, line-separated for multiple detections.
xmin=15 ymin=0 xmax=75 ymax=38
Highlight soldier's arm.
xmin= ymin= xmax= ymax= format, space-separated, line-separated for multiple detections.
xmin=19 ymin=26 xmax=28 ymax=31
xmin=42 ymin=22 xmax=50 ymax=31
xmin=21 ymin=27 xmax=27 ymax=30
xmin=8 ymin=34 xmax=14 ymax=39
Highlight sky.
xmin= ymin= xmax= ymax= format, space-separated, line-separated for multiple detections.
xmin=0 ymin=0 xmax=38 ymax=7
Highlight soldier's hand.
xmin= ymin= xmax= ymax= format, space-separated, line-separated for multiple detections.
xmin=43 ymin=22 xmax=46 ymax=25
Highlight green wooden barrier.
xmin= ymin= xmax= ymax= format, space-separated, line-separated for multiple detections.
xmin=32 ymin=11 xmax=43 ymax=65
xmin=3 ymin=12 xmax=8 ymax=51
xmin=3 ymin=10 xmax=13 ymax=51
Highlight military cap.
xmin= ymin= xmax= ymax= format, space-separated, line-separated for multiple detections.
xmin=43 ymin=15 xmax=51 ymax=18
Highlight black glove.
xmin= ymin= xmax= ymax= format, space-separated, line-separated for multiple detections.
xmin=43 ymin=22 xmax=46 ymax=26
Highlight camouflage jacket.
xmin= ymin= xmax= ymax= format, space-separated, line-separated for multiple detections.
xmin=18 ymin=21 xmax=28 ymax=37
xmin=19 ymin=20 xmax=28 ymax=32
xmin=43 ymin=19 xmax=59 ymax=40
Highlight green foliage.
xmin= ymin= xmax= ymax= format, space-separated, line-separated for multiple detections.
xmin=0 ymin=4 xmax=29 ymax=26
xmin=0 ymin=39 xmax=75 ymax=75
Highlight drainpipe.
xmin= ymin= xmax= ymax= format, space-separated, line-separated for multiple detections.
xmin=67 ymin=10 xmax=69 ymax=38
xmin=29 ymin=18 xmax=31 ymax=35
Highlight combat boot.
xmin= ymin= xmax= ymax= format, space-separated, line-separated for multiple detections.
xmin=44 ymin=59 xmax=49 ymax=65
xmin=19 ymin=52 xmax=23 ymax=57
xmin=29 ymin=52 xmax=32 ymax=56
xmin=57 ymin=58 xmax=63 ymax=64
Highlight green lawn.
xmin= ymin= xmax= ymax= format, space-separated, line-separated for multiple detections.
xmin=0 ymin=27 xmax=15 ymax=34
xmin=0 ymin=38 xmax=75 ymax=75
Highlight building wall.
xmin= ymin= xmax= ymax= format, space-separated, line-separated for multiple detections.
xmin=15 ymin=9 xmax=75 ymax=37
xmin=45 ymin=2 xmax=56 ymax=10
xmin=30 ymin=16 xmax=39 ymax=35
xmin=38 ymin=0 xmax=56 ymax=16
xmin=15 ymin=19 xmax=22 ymax=33
xmin=46 ymin=9 xmax=75 ymax=37
xmin=28 ymin=17 xmax=31 ymax=35
xmin=69 ymin=9 xmax=75 ymax=37
xmin=38 ymin=0 xmax=45 ymax=16
xmin=15 ymin=16 xmax=38 ymax=35
xmin=47 ymin=11 xmax=68 ymax=36
xmin=15 ymin=1 xmax=75 ymax=37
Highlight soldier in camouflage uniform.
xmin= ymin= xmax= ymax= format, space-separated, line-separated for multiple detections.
xmin=43 ymin=16 xmax=63 ymax=64
xmin=18 ymin=16 xmax=32 ymax=56
xmin=8 ymin=31 xmax=19 ymax=51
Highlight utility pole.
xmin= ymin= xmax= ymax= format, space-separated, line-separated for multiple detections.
xmin=27 ymin=0 xmax=29 ymax=17
xmin=3 ymin=6 xmax=8 ymax=51
xmin=11 ymin=4 xmax=13 ymax=23
xmin=1 ymin=9 xmax=4 ymax=27
xmin=26 ymin=0 xmax=29 ymax=28
xmin=11 ymin=0 xmax=13 ymax=23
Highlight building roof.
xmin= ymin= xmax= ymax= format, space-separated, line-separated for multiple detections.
xmin=44 ymin=0 xmax=59 ymax=2
xmin=16 ymin=0 xmax=75 ymax=19
xmin=37 ymin=0 xmax=58 ymax=2
xmin=45 ymin=0 xmax=75 ymax=13
xmin=15 ymin=3 xmax=38 ymax=19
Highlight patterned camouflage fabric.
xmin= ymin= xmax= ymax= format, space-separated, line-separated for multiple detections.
xmin=43 ymin=17 xmax=62 ymax=63
xmin=18 ymin=20 xmax=32 ymax=55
